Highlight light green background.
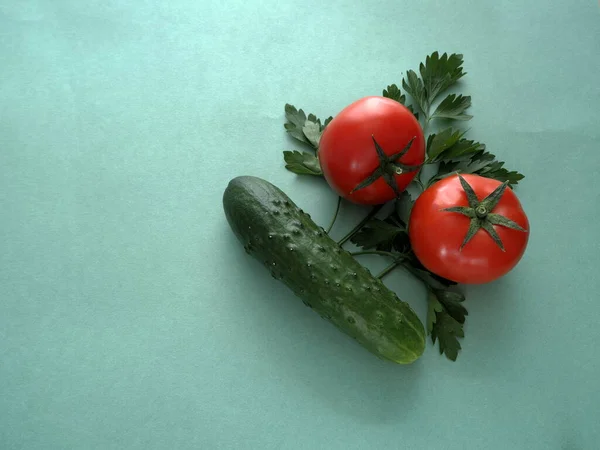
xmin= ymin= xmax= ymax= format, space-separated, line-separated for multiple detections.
xmin=1 ymin=1 xmax=599 ymax=449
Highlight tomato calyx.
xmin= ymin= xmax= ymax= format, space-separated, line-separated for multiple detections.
xmin=350 ymin=135 xmax=420 ymax=197
xmin=442 ymin=175 xmax=528 ymax=252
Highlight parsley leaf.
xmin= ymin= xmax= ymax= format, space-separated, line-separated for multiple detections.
xmin=435 ymin=289 xmax=468 ymax=324
xmin=424 ymin=128 xmax=524 ymax=187
xmin=350 ymin=219 xmax=406 ymax=251
xmin=283 ymin=151 xmax=322 ymax=176
xmin=302 ymin=121 xmax=321 ymax=148
xmin=427 ymin=129 xmax=484 ymax=161
xmin=431 ymin=308 xmax=464 ymax=361
xmin=284 ymin=104 xmax=332 ymax=151
xmin=431 ymin=94 xmax=473 ymax=121
xmin=383 ymin=84 xmax=419 ymax=119
xmin=428 ymin=289 xmax=467 ymax=361
xmin=395 ymin=191 xmax=414 ymax=225
xmin=284 ymin=104 xmax=311 ymax=146
xmin=419 ymin=52 xmax=466 ymax=106
xmin=426 ymin=128 xmax=467 ymax=160
xmin=403 ymin=52 xmax=466 ymax=118
xmin=383 ymin=84 xmax=406 ymax=104
xmin=434 ymin=150 xmax=525 ymax=186
xmin=402 ymin=70 xmax=427 ymax=115
xmin=427 ymin=292 xmax=444 ymax=334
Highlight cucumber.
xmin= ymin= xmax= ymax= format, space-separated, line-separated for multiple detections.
xmin=223 ymin=176 xmax=425 ymax=364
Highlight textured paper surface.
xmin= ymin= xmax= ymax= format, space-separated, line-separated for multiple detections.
xmin=1 ymin=1 xmax=599 ymax=449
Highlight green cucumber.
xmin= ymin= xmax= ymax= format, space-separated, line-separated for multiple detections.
xmin=223 ymin=176 xmax=425 ymax=364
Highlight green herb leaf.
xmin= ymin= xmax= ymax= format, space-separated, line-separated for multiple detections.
xmin=426 ymin=128 xmax=465 ymax=160
xmin=433 ymin=150 xmax=525 ymax=187
xmin=431 ymin=310 xmax=464 ymax=361
xmin=427 ymin=129 xmax=484 ymax=161
xmin=383 ymin=84 xmax=419 ymax=120
xmin=302 ymin=121 xmax=322 ymax=148
xmin=395 ymin=191 xmax=414 ymax=225
xmin=425 ymin=127 xmax=524 ymax=186
xmin=438 ymin=138 xmax=486 ymax=161
xmin=402 ymin=52 xmax=466 ymax=121
xmin=283 ymin=151 xmax=322 ymax=176
xmin=434 ymin=289 xmax=467 ymax=324
xmin=427 ymin=292 xmax=444 ymax=335
xmin=402 ymin=70 xmax=427 ymax=114
xmin=431 ymin=94 xmax=473 ymax=121
xmin=407 ymin=105 xmax=419 ymax=120
xmin=419 ymin=52 xmax=466 ymax=105
xmin=462 ymin=153 xmax=525 ymax=185
xmin=350 ymin=219 xmax=405 ymax=251
xmin=284 ymin=104 xmax=330 ymax=151
xmin=383 ymin=84 xmax=406 ymax=104
xmin=427 ymin=287 xmax=467 ymax=361
xmin=353 ymin=193 xmax=415 ymax=254
xmin=284 ymin=104 xmax=310 ymax=146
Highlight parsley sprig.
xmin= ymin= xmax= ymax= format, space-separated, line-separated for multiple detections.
xmin=282 ymin=104 xmax=331 ymax=176
xmin=383 ymin=51 xmax=524 ymax=190
xmin=401 ymin=52 xmax=467 ymax=125
xmin=280 ymin=52 xmax=525 ymax=361
xmin=428 ymin=289 xmax=468 ymax=361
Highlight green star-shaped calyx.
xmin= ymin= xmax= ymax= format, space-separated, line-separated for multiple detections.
xmin=442 ymin=175 xmax=527 ymax=251
xmin=351 ymin=136 xmax=420 ymax=197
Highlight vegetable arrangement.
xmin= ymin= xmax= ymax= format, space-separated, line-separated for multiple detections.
xmin=224 ymin=52 xmax=529 ymax=362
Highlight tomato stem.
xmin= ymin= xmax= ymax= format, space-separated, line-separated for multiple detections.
xmin=475 ymin=205 xmax=488 ymax=218
xmin=412 ymin=171 xmax=425 ymax=192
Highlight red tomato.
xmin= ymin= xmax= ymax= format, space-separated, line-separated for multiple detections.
xmin=408 ymin=174 xmax=530 ymax=284
xmin=318 ymin=96 xmax=425 ymax=205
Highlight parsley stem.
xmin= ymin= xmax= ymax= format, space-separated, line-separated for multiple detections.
xmin=400 ymin=261 xmax=446 ymax=290
xmin=401 ymin=262 xmax=432 ymax=287
xmin=376 ymin=260 xmax=402 ymax=279
xmin=352 ymin=251 xmax=407 ymax=279
xmin=412 ymin=173 xmax=425 ymax=192
xmin=351 ymin=250 xmax=398 ymax=259
xmin=337 ymin=204 xmax=384 ymax=247
xmin=424 ymin=115 xmax=432 ymax=130
xmin=325 ymin=196 xmax=342 ymax=234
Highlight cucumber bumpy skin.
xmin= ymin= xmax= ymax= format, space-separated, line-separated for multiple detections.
xmin=223 ymin=176 xmax=425 ymax=364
